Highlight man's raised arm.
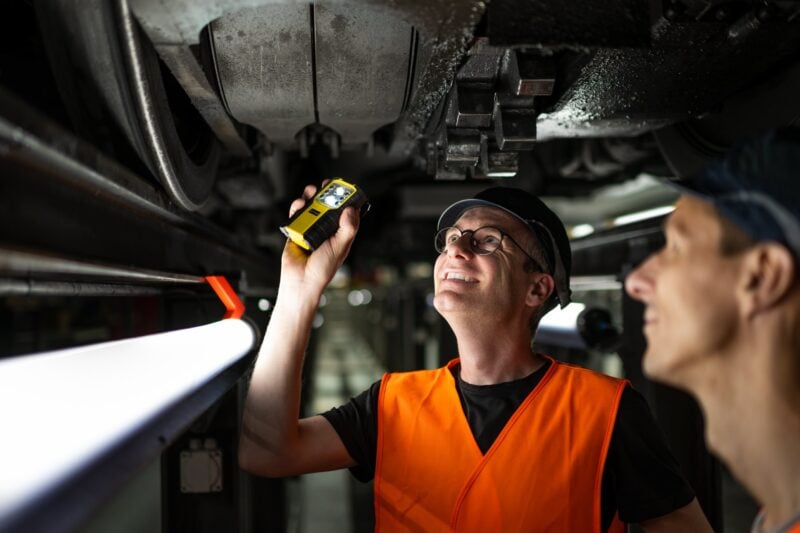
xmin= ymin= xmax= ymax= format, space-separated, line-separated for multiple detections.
xmin=239 ymin=184 xmax=359 ymax=477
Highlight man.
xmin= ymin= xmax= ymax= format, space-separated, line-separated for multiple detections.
xmin=240 ymin=184 xmax=711 ymax=531
xmin=625 ymin=127 xmax=800 ymax=533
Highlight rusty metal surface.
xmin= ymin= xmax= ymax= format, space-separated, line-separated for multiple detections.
xmin=210 ymin=3 xmax=315 ymax=145
xmin=314 ymin=4 xmax=413 ymax=144
xmin=536 ymin=18 xmax=800 ymax=140
xmin=131 ymin=0 xmax=487 ymax=152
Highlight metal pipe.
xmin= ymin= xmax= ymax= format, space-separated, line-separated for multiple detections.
xmin=0 ymin=318 xmax=257 ymax=532
xmin=0 ymin=279 xmax=163 ymax=297
xmin=0 ymin=113 xmax=181 ymax=226
xmin=0 ymin=248 xmax=204 ymax=285
xmin=0 ymin=88 xmax=254 ymax=247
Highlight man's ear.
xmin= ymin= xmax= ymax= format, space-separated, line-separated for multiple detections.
xmin=740 ymin=243 xmax=796 ymax=317
xmin=526 ymin=273 xmax=555 ymax=308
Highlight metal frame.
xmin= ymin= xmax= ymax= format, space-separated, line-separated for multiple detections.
xmin=0 ymin=87 xmax=277 ymax=290
xmin=0 ymin=86 xmax=277 ymax=531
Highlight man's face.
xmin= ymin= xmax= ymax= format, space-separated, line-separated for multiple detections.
xmin=433 ymin=207 xmax=543 ymax=325
xmin=624 ymin=196 xmax=743 ymax=385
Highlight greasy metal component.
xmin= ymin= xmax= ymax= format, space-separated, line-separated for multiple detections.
xmin=0 ymin=248 xmax=204 ymax=285
xmin=504 ymin=51 xmax=556 ymax=97
xmin=487 ymin=0 xmax=651 ymax=48
xmin=483 ymin=150 xmax=519 ymax=178
xmin=433 ymin=42 xmax=552 ymax=179
xmin=120 ymin=0 xmax=220 ymax=211
xmin=444 ymin=128 xmax=482 ymax=166
xmin=448 ymin=86 xmax=495 ymax=128
xmin=131 ymin=0 xmax=486 ymax=156
xmin=0 ymin=88 xmax=276 ymax=288
xmin=493 ymin=106 xmax=538 ymax=150
xmin=456 ymin=41 xmax=504 ymax=86
xmin=156 ymin=44 xmax=251 ymax=156
xmin=212 ymin=2 xmax=413 ymax=146
xmin=345 ymin=1 xmax=486 ymax=153
xmin=314 ymin=4 xmax=414 ymax=144
xmin=126 ymin=0 xmax=799 ymax=194
xmin=210 ymin=4 xmax=315 ymax=146
xmin=536 ymin=12 xmax=800 ymax=141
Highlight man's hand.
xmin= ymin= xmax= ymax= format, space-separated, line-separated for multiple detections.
xmin=238 ymin=181 xmax=360 ymax=478
xmin=280 ymin=183 xmax=360 ymax=298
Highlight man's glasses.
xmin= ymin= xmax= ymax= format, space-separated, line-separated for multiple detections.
xmin=434 ymin=226 xmax=545 ymax=272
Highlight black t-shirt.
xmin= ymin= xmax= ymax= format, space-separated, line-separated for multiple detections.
xmin=321 ymin=359 xmax=695 ymax=532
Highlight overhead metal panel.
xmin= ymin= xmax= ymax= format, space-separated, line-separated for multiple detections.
xmin=314 ymin=3 xmax=413 ymax=144
xmin=211 ymin=4 xmax=315 ymax=144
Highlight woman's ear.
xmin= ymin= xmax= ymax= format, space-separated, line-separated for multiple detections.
xmin=740 ymin=243 xmax=796 ymax=318
xmin=526 ymin=273 xmax=555 ymax=308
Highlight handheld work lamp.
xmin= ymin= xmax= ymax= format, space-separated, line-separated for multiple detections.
xmin=280 ymin=178 xmax=369 ymax=251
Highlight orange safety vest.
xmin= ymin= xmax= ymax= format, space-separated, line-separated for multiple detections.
xmin=374 ymin=357 xmax=627 ymax=532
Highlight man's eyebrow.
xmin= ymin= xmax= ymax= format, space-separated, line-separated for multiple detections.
xmin=664 ymin=214 xmax=688 ymax=237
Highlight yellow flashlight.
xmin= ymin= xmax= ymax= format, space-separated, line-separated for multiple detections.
xmin=280 ymin=179 xmax=369 ymax=251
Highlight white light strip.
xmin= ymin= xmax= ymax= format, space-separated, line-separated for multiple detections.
xmin=570 ymin=275 xmax=623 ymax=292
xmin=538 ymin=302 xmax=586 ymax=331
xmin=612 ymin=205 xmax=675 ymax=226
xmin=0 ymin=319 xmax=255 ymax=522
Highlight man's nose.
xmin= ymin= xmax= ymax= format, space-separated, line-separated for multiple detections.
xmin=447 ymin=233 xmax=474 ymax=257
xmin=625 ymin=256 xmax=656 ymax=302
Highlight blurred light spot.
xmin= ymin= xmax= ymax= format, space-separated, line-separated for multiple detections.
xmin=348 ymin=290 xmax=365 ymax=306
xmin=571 ymin=224 xmax=595 ymax=238
xmin=359 ymin=289 xmax=372 ymax=305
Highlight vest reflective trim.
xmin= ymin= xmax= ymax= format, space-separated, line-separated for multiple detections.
xmin=374 ymin=357 xmax=627 ymax=532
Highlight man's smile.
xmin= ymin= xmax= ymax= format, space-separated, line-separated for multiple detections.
xmin=442 ymin=271 xmax=478 ymax=283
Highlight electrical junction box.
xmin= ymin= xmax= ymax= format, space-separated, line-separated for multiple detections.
xmin=179 ymin=438 xmax=223 ymax=493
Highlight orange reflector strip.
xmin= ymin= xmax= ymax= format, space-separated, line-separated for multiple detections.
xmin=204 ymin=276 xmax=245 ymax=319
